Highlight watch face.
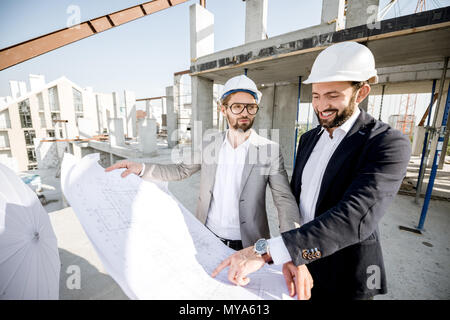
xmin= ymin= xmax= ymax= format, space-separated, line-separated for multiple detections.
xmin=255 ymin=239 xmax=267 ymax=254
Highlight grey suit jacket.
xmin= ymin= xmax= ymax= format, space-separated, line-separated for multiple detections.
xmin=141 ymin=129 xmax=300 ymax=247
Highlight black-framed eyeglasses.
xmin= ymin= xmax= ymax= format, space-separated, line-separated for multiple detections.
xmin=227 ymin=103 xmax=259 ymax=115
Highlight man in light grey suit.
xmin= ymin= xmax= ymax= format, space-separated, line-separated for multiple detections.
xmin=106 ymin=75 xmax=311 ymax=298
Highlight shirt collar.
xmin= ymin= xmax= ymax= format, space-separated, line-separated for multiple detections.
xmin=223 ymin=129 xmax=253 ymax=150
xmin=339 ymin=107 xmax=361 ymax=134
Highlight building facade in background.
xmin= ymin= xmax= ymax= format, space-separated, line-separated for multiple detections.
xmin=0 ymin=75 xmax=132 ymax=172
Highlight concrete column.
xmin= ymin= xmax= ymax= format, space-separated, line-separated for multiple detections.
xmin=138 ymin=118 xmax=157 ymax=155
xmin=427 ymin=80 xmax=450 ymax=168
xmin=112 ymin=92 xmax=119 ymax=118
xmin=190 ymin=3 xmax=214 ymax=61
xmin=412 ymin=126 xmax=426 ymax=156
xmin=346 ymin=0 xmax=380 ymax=29
xmin=166 ymin=86 xmax=178 ymax=148
xmin=124 ymin=90 xmax=137 ymax=138
xmin=145 ymin=100 xmax=152 ymax=119
xmin=321 ymin=0 xmax=345 ymax=31
xmin=272 ymin=83 xmax=299 ymax=171
xmin=253 ymin=84 xmax=274 ymax=135
xmin=173 ymin=74 xmax=182 ymax=141
xmin=95 ymin=94 xmax=103 ymax=134
xmin=191 ymin=76 xmax=213 ymax=152
xmin=245 ymin=0 xmax=268 ymax=43
xmin=108 ymin=118 xmax=125 ymax=147
xmin=174 ymin=74 xmax=182 ymax=112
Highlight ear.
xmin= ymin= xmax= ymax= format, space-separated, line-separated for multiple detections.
xmin=220 ymin=103 xmax=227 ymax=116
xmin=356 ymin=84 xmax=371 ymax=103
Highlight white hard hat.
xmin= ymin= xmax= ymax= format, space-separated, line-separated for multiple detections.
xmin=303 ymin=42 xmax=378 ymax=85
xmin=220 ymin=75 xmax=262 ymax=104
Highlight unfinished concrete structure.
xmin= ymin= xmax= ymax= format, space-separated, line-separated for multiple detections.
xmin=188 ymin=1 xmax=450 ymax=170
xmin=0 ymin=75 xmax=98 ymax=171
xmin=0 ymin=74 xmax=144 ymax=172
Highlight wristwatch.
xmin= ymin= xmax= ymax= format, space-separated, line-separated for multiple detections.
xmin=254 ymin=238 xmax=273 ymax=265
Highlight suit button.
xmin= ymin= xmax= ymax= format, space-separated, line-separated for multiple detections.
xmin=314 ymin=248 xmax=322 ymax=258
xmin=302 ymin=250 xmax=309 ymax=259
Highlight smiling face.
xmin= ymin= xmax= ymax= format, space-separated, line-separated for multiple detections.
xmin=311 ymin=81 xmax=370 ymax=132
xmin=221 ymin=91 xmax=257 ymax=132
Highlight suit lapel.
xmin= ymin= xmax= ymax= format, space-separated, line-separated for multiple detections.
xmin=293 ymin=126 xmax=323 ymax=195
xmin=239 ymin=144 xmax=257 ymax=196
xmin=314 ymin=110 xmax=374 ymax=215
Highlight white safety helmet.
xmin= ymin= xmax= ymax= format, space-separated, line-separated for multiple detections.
xmin=220 ymin=75 xmax=262 ymax=104
xmin=303 ymin=41 xmax=378 ymax=85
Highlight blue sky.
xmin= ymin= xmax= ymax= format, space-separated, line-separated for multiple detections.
xmin=2 ymin=0 xmax=446 ymax=98
xmin=0 ymin=0 xmax=323 ymax=99
xmin=0 ymin=0 xmax=448 ymax=123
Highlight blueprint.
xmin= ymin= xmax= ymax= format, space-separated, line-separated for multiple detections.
xmin=61 ymin=153 xmax=293 ymax=300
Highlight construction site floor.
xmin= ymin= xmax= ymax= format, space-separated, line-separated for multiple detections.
xmin=36 ymin=146 xmax=450 ymax=300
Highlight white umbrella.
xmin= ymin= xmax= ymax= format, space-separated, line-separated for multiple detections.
xmin=0 ymin=163 xmax=60 ymax=299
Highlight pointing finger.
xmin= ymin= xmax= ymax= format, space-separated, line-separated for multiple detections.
xmin=211 ymin=258 xmax=231 ymax=278
xmin=105 ymin=161 xmax=127 ymax=172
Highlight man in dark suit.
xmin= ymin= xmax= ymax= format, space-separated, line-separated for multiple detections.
xmin=212 ymin=41 xmax=411 ymax=300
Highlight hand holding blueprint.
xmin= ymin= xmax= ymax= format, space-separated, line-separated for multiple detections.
xmin=61 ymin=153 xmax=293 ymax=299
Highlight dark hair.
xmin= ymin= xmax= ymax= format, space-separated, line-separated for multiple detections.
xmin=351 ymin=81 xmax=369 ymax=90
xmin=221 ymin=93 xmax=233 ymax=107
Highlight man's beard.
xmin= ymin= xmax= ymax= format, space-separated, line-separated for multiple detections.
xmin=227 ymin=114 xmax=254 ymax=132
xmin=315 ymin=91 xmax=358 ymax=129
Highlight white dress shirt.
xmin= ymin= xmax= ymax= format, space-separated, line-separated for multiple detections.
xmin=268 ymin=108 xmax=361 ymax=264
xmin=205 ymin=130 xmax=252 ymax=240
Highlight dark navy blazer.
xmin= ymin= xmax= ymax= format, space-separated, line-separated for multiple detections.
xmin=285 ymin=109 xmax=411 ymax=299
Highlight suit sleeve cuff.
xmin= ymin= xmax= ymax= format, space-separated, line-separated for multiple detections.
xmin=139 ymin=163 xmax=145 ymax=177
xmin=268 ymin=236 xmax=292 ymax=265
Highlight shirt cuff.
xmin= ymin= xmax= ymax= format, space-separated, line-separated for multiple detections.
xmin=138 ymin=163 xmax=145 ymax=177
xmin=268 ymin=236 xmax=292 ymax=265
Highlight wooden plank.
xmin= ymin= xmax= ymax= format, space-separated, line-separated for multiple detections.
xmin=142 ymin=0 xmax=171 ymax=14
xmin=90 ymin=16 xmax=113 ymax=33
xmin=0 ymin=0 xmax=189 ymax=71
xmin=109 ymin=6 xmax=145 ymax=26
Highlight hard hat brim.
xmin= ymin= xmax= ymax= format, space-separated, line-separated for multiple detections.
xmin=220 ymin=89 xmax=262 ymax=104
xmin=303 ymin=74 xmax=378 ymax=85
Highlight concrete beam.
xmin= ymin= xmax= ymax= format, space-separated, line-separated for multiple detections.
xmin=377 ymin=62 xmax=450 ymax=85
xmin=346 ymin=0 xmax=380 ymax=29
xmin=190 ymin=3 xmax=214 ymax=61
xmin=370 ymin=80 xmax=442 ymax=96
xmin=191 ymin=22 xmax=336 ymax=77
xmin=245 ymin=0 xmax=268 ymax=43
xmin=190 ymin=8 xmax=450 ymax=85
